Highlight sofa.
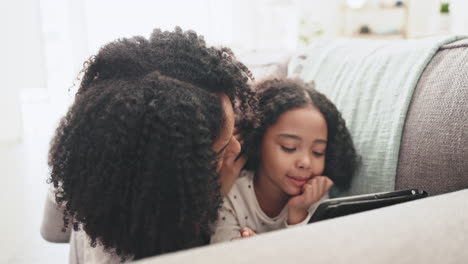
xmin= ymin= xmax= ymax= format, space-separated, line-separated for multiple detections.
xmin=134 ymin=37 xmax=468 ymax=263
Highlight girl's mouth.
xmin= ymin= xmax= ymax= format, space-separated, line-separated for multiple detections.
xmin=286 ymin=175 xmax=308 ymax=187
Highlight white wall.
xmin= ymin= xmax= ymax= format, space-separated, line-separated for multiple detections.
xmin=83 ymin=0 xmax=228 ymax=54
xmin=0 ymin=0 xmax=46 ymax=143
xmin=231 ymin=0 xmax=298 ymax=52
xmin=406 ymin=0 xmax=442 ymax=38
xmin=40 ymin=0 xmax=238 ymax=112
xmin=8 ymin=0 xmax=466 ymax=136
xmin=450 ymin=0 xmax=468 ymax=35
xmin=38 ymin=0 xmax=308 ymax=110
xmin=296 ymin=0 xmax=343 ymax=37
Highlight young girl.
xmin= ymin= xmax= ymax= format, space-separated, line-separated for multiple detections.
xmin=211 ymin=78 xmax=359 ymax=242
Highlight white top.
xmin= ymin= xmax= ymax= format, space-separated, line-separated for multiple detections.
xmin=43 ymin=187 xmax=125 ymax=264
xmin=211 ymin=170 xmax=328 ymax=243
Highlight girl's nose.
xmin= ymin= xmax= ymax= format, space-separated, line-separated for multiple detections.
xmin=296 ymin=154 xmax=311 ymax=170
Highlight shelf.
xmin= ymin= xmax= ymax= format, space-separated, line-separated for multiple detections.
xmin=346 ymin=6 xmax=405 ymax=11
xmin=342 ymin=2 xmax=408 ymax=39
xmin=351 ymin=33 xmax=405 ymax=40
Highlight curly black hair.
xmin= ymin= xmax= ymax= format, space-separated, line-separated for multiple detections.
xmin=240 ymin=78 xmax=360 ymax=192
xmin=78 ymin=27 xmax=255 ymax=114
xmin=47 ymin=27 xmax=256 ymax=260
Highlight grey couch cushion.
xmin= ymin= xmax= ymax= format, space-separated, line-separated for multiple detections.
xmin=135 ymin=189 xmax=468 ymax=264
xmin=396 ymin=39 xmax=468 ymax=195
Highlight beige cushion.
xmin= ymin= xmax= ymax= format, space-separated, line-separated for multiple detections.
xmin=134 ymin=189 xmax=468 ymax=264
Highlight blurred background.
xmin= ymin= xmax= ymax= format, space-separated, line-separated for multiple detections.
xmin=1 ymin=0 xmax=467 ymax=263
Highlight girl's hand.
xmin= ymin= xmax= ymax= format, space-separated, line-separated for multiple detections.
xmin=240 ymin=227 xmax=256 ymax=238
xmin=230 ymin=227 xmax=257 ymax=241
xmin=287 ymin=176 xmax=333 ymax=225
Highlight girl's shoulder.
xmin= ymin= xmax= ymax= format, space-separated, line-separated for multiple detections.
xmin=236 ymin=170 xmax=254 ymax=185
xmin=226 ymin=170 xmax=255 ymax=201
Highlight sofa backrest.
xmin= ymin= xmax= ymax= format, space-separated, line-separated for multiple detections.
xmin=241 ymin=38 xmax=468 ymax=196
xmin=396 ymin=39 xmax=468 ymax=195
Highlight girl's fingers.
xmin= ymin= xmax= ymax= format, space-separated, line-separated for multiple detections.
xmin=240 ymin=227 xmax=256 ymax=237
xmin=302 ymin=182 xmax=316 ymax=204
xmin=322 ymin=177 xmax=333 ymax=193
xmin=303 ymin=176 xmax=333 ymax=204
xmin=319 ymin=177 xmax=327 ymax=194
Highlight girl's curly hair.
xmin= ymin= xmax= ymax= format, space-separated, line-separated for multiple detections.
xmin=240 ymin=78 xmax=360 ymax=192
xmin=47 ymin=27 xmax=256 ymax=260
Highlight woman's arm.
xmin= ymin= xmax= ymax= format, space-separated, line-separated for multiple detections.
xmin=210 ymin=198 xmax=244 ymax=243
xmin=40 ymin=187 xmax=71 ymax=243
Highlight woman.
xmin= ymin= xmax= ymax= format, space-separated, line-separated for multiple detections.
xmin=41 ymin=27 xmax=256 ymax=263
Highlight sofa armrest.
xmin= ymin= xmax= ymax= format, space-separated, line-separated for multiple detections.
xmin=134 ymin=189 xmax=468 ymax=264
xmin=397 ymin=39 xmax=468 ymax=195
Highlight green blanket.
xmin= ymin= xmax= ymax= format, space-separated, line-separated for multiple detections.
xmin=288 ymin=36 xmax=467 ymax=196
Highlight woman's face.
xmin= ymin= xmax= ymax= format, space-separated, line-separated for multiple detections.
xmin=257 ymin=106 xmax=327 ymax=197
xmin=212 ymin=94 xmax=240 ymax=173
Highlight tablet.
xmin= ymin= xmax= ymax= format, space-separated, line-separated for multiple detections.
xmin=309 ymin=189 xmax=428 ymax=223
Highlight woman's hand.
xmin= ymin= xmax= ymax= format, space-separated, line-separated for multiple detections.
xmin=287 ymin=176 xmax=333 ymax=225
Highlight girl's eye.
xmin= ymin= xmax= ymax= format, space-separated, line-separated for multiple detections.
xmin=313 ymin=151 xmax=325 ymax=157
xmin=281 ymin=146 xmax=296 ymax=152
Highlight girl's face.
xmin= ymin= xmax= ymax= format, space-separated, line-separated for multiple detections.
xmin=257 ymin=106 xmax=327 ymax=197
